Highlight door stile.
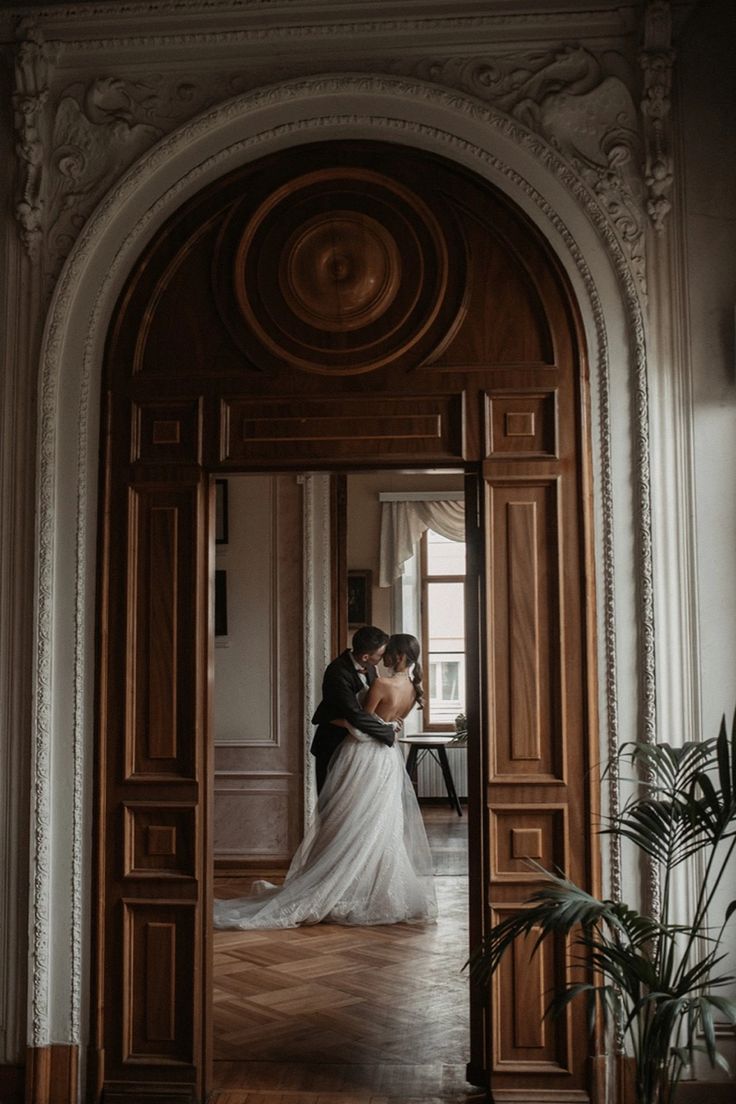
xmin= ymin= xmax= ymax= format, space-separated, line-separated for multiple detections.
xmin=202 ymin=475 xmax=216 ymax=1098
xmin=480 ymin=448 xmax=594 ymax=1095
xmin=465 ymin=467 xmax=490 ymax=1087
xmin=98 ymin=455 xmax=210 ymax=1101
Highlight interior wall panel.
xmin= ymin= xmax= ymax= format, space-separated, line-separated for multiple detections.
xmin=487 ymin=479 xmax=564 ymax=784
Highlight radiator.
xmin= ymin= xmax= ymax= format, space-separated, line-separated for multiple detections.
xmin=404 ymin=745 xmax=468 ymax=800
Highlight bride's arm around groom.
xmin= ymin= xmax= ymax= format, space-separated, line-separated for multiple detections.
xmin=310 ymin=626 xmax=399 ymax=794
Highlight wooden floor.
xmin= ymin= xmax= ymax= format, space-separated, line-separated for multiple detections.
xmin=211 ymin=806 xmax=481 ymax=1103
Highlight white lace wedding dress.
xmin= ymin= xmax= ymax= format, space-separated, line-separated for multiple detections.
xmin=213 ymin=724 xmax=438 ymax=929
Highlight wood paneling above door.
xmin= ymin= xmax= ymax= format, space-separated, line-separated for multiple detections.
xmin=96 ymin=141 xmax=597 ymax=1102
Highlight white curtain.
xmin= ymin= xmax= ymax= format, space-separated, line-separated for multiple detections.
xmin=379 ymin=499 xmax=465 ymax=587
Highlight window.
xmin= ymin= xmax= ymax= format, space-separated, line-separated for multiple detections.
xmin=420 ymin=530 xmax=466 ymax=729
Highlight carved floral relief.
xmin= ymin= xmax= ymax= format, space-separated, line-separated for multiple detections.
xmin=13 ymin=25 xmax=53 ymax=260
xmin=12 ymin=13 xmax=672 ymax=295
xmin=392 ymin=46 xmax=646 ymax=289
xmin=44 ymin=75 xmax=223 ymax=278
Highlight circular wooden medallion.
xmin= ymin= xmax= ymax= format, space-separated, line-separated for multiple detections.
xmin=280 ymin=211 xmax=402 ymax=333
xmin=217 ymin=165 xmax=465 ymax=375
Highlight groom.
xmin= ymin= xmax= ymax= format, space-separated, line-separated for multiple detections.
xmin=311 ymin=625 xmax=400 ymax=793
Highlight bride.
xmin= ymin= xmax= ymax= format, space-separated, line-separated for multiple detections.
xmin=213 ymin=633 xmax=438 ymax=929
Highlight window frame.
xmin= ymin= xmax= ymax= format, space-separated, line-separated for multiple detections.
xmin=419 ymin=530 xmax=466 ymax=732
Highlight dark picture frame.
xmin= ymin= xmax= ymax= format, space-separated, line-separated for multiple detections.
xmin=347 ymin=569 xmax=372 ymax=628
xmin=215 ymin=479 xmax=229 ymax=545
xmin=214 ymin=569 xmax=228 ymax=637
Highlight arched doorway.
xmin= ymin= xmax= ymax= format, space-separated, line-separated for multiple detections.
xmin=93 ymin=140 xmax=599 ymax=1101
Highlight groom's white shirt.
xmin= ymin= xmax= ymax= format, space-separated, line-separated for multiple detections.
xmin=349 ymin=651 xmax=370 ymax=690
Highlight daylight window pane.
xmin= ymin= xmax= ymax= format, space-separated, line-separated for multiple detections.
xmin=426 ymin=530 xmax=466 ymax=575
xmin=427 ymin=654 xmax=465 ymax=720
xmin=427 ymin=582 xmax=464 ymax=651
xmin=442 ymin=661 xmax=459 ymax=700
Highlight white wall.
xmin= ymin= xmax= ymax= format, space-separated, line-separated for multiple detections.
xmin=680 ymin=0 xmax=736 ymax=1080
xmin=213 ymin=475 xmax=305 ymax=868
xmin=683 ymin=1 xmax=736 ymax=744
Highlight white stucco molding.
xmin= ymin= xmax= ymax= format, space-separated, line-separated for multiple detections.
xmin=30 ymin=74 xmax=647 ymax=1048
xmin=9 ymin=1 xmax=637 ymax=42
xmin=300 ymin=473 xmax=332 ymax=831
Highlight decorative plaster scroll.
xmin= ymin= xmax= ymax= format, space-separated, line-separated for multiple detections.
xmin=35 ymin=76 xmax=656 ymax=1042
xmin=640 ymin=0 xmax=675 ymax=232
xmin=47 ymin=78 xmax=163 ymax=279
xmin=33 ymin=49 xmax=649 ymax=294
xmin=13 ymin=23 xmax=54 ymax=261
xmin=398 ymin=47 xmax=646 ymax=291
xmin=43 ymin=69 xmax=260 ymax=279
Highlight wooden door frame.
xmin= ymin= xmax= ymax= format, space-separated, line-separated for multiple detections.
xmin=91 ymin=140 xmax=602 ymax=1102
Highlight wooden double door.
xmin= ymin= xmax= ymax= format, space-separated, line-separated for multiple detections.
xmin=94 ymin=141 xmax=598 ymax=1102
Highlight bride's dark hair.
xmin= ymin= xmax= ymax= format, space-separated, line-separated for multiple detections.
xmin=386 ymin=633 xmax=424 ymax=708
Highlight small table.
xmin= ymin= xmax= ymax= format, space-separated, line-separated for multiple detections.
xmin=399 ymin=734 xmax=464 ymax=817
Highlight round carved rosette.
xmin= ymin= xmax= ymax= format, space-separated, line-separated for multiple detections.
xmin=215 ymin=166 xmax=466 ymax=375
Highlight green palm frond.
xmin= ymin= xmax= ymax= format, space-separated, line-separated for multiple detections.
xmin=468 ymin=709 xmax=736 ymax=1098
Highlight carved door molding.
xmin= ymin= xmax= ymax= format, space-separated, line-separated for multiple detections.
xmin=95 ymin=140 xmax=599 ymax=1101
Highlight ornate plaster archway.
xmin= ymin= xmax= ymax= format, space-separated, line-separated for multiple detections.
xmin=30 ymin=75 xmax=648 ymax=1072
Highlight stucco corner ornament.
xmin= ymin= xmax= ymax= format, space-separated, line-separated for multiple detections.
xmin=13 ymin=33 xmax=650 ymax=298
xmin=403 ymin=46 xmax=647 ymax=294
xmin=47 ymin=77 xmax=164 ymax=279
xmin=640 ymin=0 xmax=675 ymax=233
xmin=13 ymin=20 xmax=54 ymax=261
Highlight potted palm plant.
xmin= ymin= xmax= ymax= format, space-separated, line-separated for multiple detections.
xmin=470 ymin=714 xmax=736 ymax=1104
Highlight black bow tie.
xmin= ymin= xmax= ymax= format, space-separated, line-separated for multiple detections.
xmin=356 ymin=666 xmax=367 ymax=674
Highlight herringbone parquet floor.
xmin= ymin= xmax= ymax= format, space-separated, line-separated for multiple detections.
xmin=211 ymin=806 xmax=482 ymax=1103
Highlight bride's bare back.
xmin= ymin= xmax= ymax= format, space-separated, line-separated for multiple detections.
xmin=364 ymin=675 xmax=416 ymax=723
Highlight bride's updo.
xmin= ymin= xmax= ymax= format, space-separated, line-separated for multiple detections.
xmin=385 ymin=633 xmax=424 ymax=708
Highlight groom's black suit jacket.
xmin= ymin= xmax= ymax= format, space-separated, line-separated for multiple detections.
xmin=310 ymin=651 xmax=396 ymax=771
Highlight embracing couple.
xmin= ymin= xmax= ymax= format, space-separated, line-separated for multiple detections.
xmin=213 ymin=627 xmax=438 ymax=929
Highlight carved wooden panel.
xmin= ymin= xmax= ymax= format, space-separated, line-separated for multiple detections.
xmin=213 ymin=165 xmax=467 ymax=375
xmin=490 ymin=805 xmax=568 ymax=883
xmin=220 ymin=394 xmax=464 ymax=464
xmin=486 ymin=479 xmax=564 ymax=783
xmin=125 ymin=485 xmax=200 ymax=780
xmin=131 ymin=399 xmax=202 ymax=465
xmin=485 ymin=391 xmax=557 ymax=458
xmin=491 ymin=907 xmax=570 ymax=1075
xmin=122 ymin=901 xmax=196 ymax=1064
xmin=123 ymin=802 xmax=196 ymax=879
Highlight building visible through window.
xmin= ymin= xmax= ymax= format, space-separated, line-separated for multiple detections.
xmin=420 ymin=529 xmax=466 ymax=729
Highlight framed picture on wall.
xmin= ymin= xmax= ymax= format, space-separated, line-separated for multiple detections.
xmin=347 ymin=569 xmax=372 ymax=628
xmin=215 ymin=479 xmax=229 ymax=544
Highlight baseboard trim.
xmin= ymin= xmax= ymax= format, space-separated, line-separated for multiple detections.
xmin=615 ymin=1054 xmax=635 ymax=1104
xmin=489 ymin=1092 xmax=589 ymax=1102
xmin=25 ymin=1046 xmax=78 ymax=1104
xmin=676 ymin=1084 xmax=736 ymax=1103
xmin=419 ymin=796 xmax=468 ymax=806
xmin=0 ymin=1063 xmax=24 ymax=1104
xmin=102 ymin=1083 xmax=196 ymax=1103
xmin=214 ymin=858 xmax=288 ymax=876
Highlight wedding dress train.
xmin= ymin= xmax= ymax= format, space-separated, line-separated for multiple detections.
xmin=213 ymin=730 xmax=438 ymax=929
